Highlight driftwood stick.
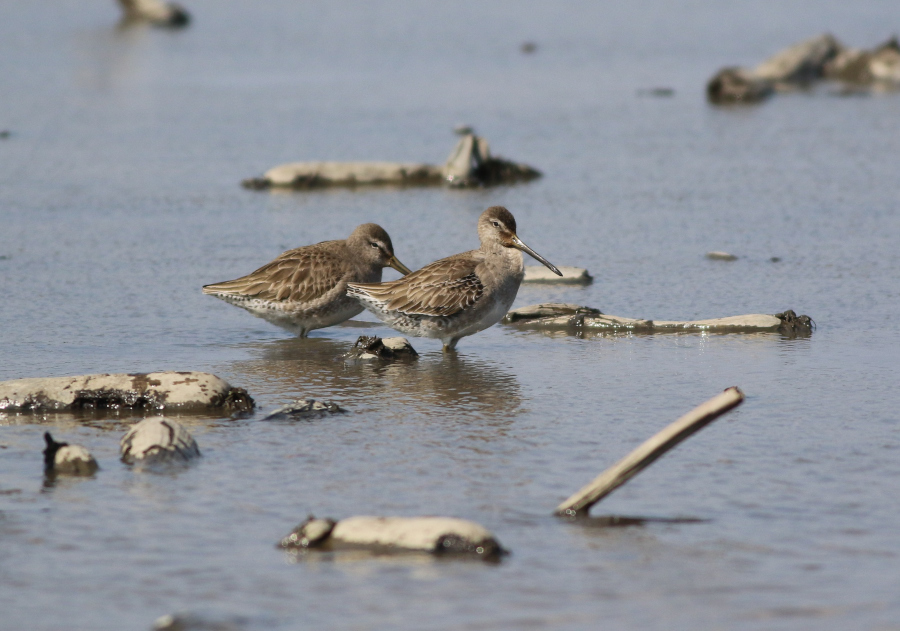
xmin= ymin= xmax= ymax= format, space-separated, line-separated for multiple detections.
xmin=555 ymin=387 xmax=745 ymax=517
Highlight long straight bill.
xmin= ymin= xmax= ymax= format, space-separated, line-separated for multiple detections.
xmin=389 ymin=256 xmax=412 ymax=275
xmin=512 ymin=236 xmax=562 ymax=276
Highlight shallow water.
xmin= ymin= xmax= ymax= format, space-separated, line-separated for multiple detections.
xmin=2 ymin=1 xmax=900 ymax=630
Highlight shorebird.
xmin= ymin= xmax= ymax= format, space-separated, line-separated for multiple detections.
xmin=347 ymin=206 xmax=561 ymax=351
xmin=203 ymin=224 xmax=411 ymax=337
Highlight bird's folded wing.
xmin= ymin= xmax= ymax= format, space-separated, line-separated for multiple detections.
xmin=349 ymin=256 xmax=484 ymax=317
xmin=203 ymin=241 xmax=346 ymax=303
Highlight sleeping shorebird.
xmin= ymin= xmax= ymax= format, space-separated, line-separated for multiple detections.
xmin=347 ymin=206 xmax=561 ymax=351
xmin=203 ymin=224 xmax=411 ymax=337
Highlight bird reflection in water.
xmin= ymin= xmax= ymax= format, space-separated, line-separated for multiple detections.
xmin=221 ymin=335 xmax=523 ymax=427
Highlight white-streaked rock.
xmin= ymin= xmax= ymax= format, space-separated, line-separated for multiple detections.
xmin=43 ymin=432 xmax=98 ymax=476
xmin=280 ymin=515 xmax=504 ymax=558
xmin=120 ymin=417 xmax=200 ymax=464
xmin=0 ymin=372 xmax=254 ymax=413
xmin=523 ymin=265 xmax=592 ymax=284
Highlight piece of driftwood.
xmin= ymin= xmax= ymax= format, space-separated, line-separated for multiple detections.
xmin=707 ymin=34 xmax=900 ymax=104
xmin=523 ymin=265 xmax=593 ymax=285
xmin=555 ymin=387 xmax=745 ymax=517
xmin=279 ymin=516 xmax=504 ymax=559
xmin=0 ymin=371 xmax=254 ymax=413
xmin=502 ymin=303 xmax=814 ymax=336
xmin=242 ymin=131 xmax=540 ymax=190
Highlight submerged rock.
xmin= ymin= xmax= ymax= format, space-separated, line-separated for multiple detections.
xmin=43 ymin=432 xmax=98 ymax=476
xmin=120 ymin=417 xmax=200 ymax=464
xmin=279 ymin=515 xmax=504 ymax=559
xmin=262 ymin=399 xmax=345 ymax=420
xmin=707 ymin=33 xmax=900 ymax=104
xmin=242 ymin=131 xmax=540 ymax=190
xmin=0 ymin=371 xmax=254 ymax=414
xmin=523 ymin=265 xmax=592 ymax=285
xmin=343 ymin=335 xmax=419 ymax=361
xmin=503 ymin=303 xmax=814 ymax=335
xmin=117 ymin=0 xmax=190 ymax=27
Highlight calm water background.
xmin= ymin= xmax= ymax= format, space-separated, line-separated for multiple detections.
xmin=2 ymin=1 xmax=899 ymax=629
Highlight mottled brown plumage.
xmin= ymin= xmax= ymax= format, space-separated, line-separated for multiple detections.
xmin=348 ymin=207 xmax=560 ymax=350
xmin=203 ymin=224 xmax=410 ymax=337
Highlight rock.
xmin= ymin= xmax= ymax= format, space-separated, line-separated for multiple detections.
xmin=752 ymin=33 xmax=842 ymax=85
xmin=442 ymin=132 xmax=541 ymax=188
xmin=117 ymin=0 xmax=190 ymax=27
xmin=242 ymin=131 xmax=541 ymax=190
xmin=343 ymin=335 xmax=419 ymax=361
xmin=120 ymin=417 xmax=200 ymax=464
xmin=0 ymin=371 xmax=254 ymax=414
xmin=706 ymin=67 xmax=775 ymax=104
xmin=708 ymin=34 xmax=900 ymax=104
xmin=262 ymin=399 xmax=345 ymax=420
xmin=243 ymin=162 xmax=443 ymax=190
xmin=503 ymin=303 xmax=815 ymax=335
xmin=153 ymin=613 xmax=248 ymax=631
xmin=43 ymin=432 xmax=98 ymax=476
xmin=706 ymin=251 xmax=738 ymax=261
xmin=523 ymin=265 xmax=592 ymax=284
xmin=825 ymin=36 xmax=900 ymax=85
xmin=279 ymin=515 xmax=505 ymax=559
xmin=637 ymin=87 xmax=675 ymax=97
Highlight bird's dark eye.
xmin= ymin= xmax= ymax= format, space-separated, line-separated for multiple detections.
xmin=491 ymin=221 xmax=500 ymax=228
xmin=370 ymin=242 xmax=380 ymax=249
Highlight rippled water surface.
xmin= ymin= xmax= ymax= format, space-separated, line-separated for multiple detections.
xmin=2 ymin=2 xmax=900 ymax=630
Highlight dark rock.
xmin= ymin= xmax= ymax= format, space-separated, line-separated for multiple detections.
xmin=344 ymin=335 xmax=418 ymax=361
xmin=262 ymin=399 xmax=345 ymax=420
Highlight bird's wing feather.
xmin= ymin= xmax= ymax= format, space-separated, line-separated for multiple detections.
xmin=349 ymin=254 xmax=484 ymax=317
xmin=203 ymin=241 xmax=349 ymax=304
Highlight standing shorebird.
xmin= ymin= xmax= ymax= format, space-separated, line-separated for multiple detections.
xmin=202 ymin=224 xmax=411 ymax=337
xmin=347 ymin=206 xmax=561 ymax=351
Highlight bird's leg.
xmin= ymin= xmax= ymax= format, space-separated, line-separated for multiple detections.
xmin=442 ymin=338 xmax=460 ymax=352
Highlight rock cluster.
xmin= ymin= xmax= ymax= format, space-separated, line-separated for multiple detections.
xmin=708 ymin=34 xmax=900 ymax=104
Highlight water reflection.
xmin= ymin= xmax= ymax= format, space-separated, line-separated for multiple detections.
xmin=223 ymin=336 xmax=523 ymax=421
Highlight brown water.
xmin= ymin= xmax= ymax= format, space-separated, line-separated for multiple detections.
xmin=2 ymin=2 xmax=900 ymax=629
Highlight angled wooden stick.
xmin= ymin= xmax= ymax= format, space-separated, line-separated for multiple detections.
xmin=555 ymin=387 xmax=745 ymax=517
